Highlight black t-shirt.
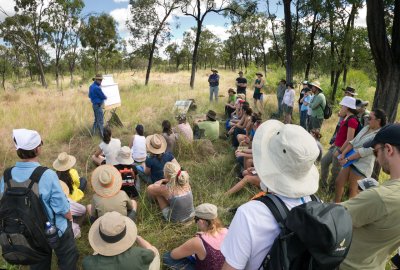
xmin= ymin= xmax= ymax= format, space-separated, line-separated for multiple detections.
xmin=114 ymin=164 xmax=138 ymax=198
xmin=236 ymin=77 xmax=247 ymax=94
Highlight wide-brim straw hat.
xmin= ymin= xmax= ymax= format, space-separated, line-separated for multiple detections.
xmin=59 ymin=180 xmax=70 ymax=197
xmin=88 ymin=211 xmax=137 ymax=257
xmin=211 ymin=69 xmax=218 ymax=73
xmin=256 ymin=72 xmax=263 ymax=77
xmin=252 ymin=120 xmax=320 ymax=198
xmin=342 ymin=86 xmax=358 ymax=96
xmin=53 ymin=152 xmax=76 ymax=171
xmin=146 ymin=134 xmax=167 ymax=155
xmin=92 ymin=74 xmax=103 ymax=81
xmin=91 ymin=165 xmax=122 ymax=198
xmin=308 ymin=81 xmax=323 ymax=91
xmin=116 ymin=146 xmax=134 ymax=165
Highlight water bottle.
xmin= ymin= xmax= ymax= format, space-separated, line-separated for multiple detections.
xmin=44 ymin=222 xmax=59 ymax=249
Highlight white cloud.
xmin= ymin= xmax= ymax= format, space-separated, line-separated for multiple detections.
xmin=110 ymin=7 xmax=131 ymax=37
xmin=114 ymin=0 xmax=129 ymax=2
xmin=204 ymin=24 xmax=230 ymax=41
xmin=0 ymin=0 xmax=17 ymax=22
xmin=354 ymin=4 xmax=367 ymax=27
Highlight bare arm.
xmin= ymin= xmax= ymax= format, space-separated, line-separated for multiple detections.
xmin=170 ymin=237 xmax=203 ymax=260
xmin=136 ymin=235 xmax=159 ymax=257
xmin=94 ymin=147 xmax=103 ymax=157
xmin=129 ymin=136 xmax=134 ymax=148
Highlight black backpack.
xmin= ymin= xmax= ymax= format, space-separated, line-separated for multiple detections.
xmin=321 ymin=101 xmax=333 ymax=119
xmin=0 ymin=166 xmax=52 ymax=265
xmin=255 ymin=194 xmax=352 ymax=270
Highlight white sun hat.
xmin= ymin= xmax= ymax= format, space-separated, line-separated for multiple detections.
xmin=339 ymin=96 xmax=357 ymax=110
xmin=252 ymin=120 xmax=320 ymax=198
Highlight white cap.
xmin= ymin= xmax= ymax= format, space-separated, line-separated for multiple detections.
xmin=339 ymin=96 xmax=356 ymax=110
xmin=13 ymin=129 xmax=42 ymax=150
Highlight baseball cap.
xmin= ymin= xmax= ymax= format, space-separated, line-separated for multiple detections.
xmin=363 ymin=124 xmax=400 ymax=148
xmin=13 ymin=129 xmax=42 ymax=150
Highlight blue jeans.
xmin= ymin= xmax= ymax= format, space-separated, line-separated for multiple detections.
xmin=30 ymin=222 xmax=78 ymax=270
xmin=92 ymin=103 xmax=104 ymax=137
xmin=79 ymin=177 xmax=87 ymax=191
xmin=163 ymin=252 xmax=196 ymax=270
xmin=300 ymin=110 xmax=308 ymax=130
xmin=209 ymin=86 xmax=219 ymax=102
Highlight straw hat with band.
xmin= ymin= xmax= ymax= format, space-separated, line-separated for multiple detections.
xmin=91 ymin=165 xmax=122 ymax=198
xmin=146 ymin=134 xmax=167 ymax=155
xmin=211 ymin=69 xmax=218 ymax=73
xmin=342 ymin=86 xmax=358 ymax=96
xmin=92 ymin=74 xmax=103 ymax=81
xmin=206 ymin=110 xmax=217 ymax=121
xmin=256 ymin=72 xmax=263 ymax=77
xmin=116 ymin=146 xmax=134 ymax=165
xmin=308 ymin=81 xmax=323 ymax=92
xmin=252 ymin=120 xmax=320 ymax=198
xmin=53 ymin=152 xmax=76 ymax=171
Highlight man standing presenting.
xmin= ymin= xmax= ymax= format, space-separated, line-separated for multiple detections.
xmin=0 ymin=129 xmax=78 ymax=269
xmin=208 ymin=69 xmax=220 ymax=102
xmin=340 ymin=124 xmax=400 ymax=270
xmin=308 ymin=81 xmax=326 ymax=130
xmin=89 ymin=74 xmax=107 ymax=136
xmin=235 ymin=71 xmax=247 ymax=98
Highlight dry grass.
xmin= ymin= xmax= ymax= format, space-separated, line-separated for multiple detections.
xmin=0 ymin=69 xmax=398 ymax=269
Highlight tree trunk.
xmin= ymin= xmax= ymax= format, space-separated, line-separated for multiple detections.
xmin=331 ymin=70 xmax=341 ymax=102
xmin=283 ymin=0 xmax=293 ymax=83
xmin=189 ymin=22 xmax=202 ymax=89
xmin=304 ymin=11 xmax=318 ymax=80
xmin=145 ymin=31 xmax=159 ymax=86
xmin=36 ymin=55 xmax=47 ymax=88
xmin=329 ymin=4 xmax=335 ymax=86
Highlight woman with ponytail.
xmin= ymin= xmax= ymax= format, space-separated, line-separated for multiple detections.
xmin=146 ymin=162 xmax=194 ymax=222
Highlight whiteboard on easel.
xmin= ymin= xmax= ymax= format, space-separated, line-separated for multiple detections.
xmin=101 ymin=82 xmax=121 ymax=110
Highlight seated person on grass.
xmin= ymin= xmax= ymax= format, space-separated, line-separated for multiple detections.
xmin=87 ymin=165 xmax=137 ymax=223
xmin=114 ymin=146 xmax=139 ymax=198
xmin=193 ymin=110 xmax=219 ymax=141
xmin=129 ymin=124 xmax=147 ymax=165
xmin=225 ymin=166 xmax=261 ymax=196
xmin=92 ymin=126 xmax=121 ymax=166
xmin=163 ymin=203 xmax=228 ymax=270
xmin=174 ymin=114 xmax=193 ymax=142
xmin=225 ymin=88 xmax=237 ymax=118
xmin=146 ymin=162 xmax=194 ymax=223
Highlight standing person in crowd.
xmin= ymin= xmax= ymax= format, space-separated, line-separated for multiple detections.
xmin=115 ymin=146 xmax=139 ymax=198
xmin=208 ymin=69 xmax=220 ymax=102
xmin=129 ymin=124 xmax=147 ymax=164
xmin=0 ymin=129 xmax=78 ymax=269
xmin=174 ymin=114 xmax=193 ymax=142
xmin=236 ymin=71 xmax=247 ymax=98
xmin=163 ymin=203 xmax=228 ymax=270
xmin=225 ymin=88 xmax=237 ymax=118
xmin=298 ymin=81 xmax=309 ymax=114
xmin=193 ymin=110 xmax=220 ymax=141
xmin=282 ymin=82 xmax=295 ymax=124
xmin=53 ymin=152 xmax=86 ymax=202
xmin=87 ymin=165 xmax=137 ymax=222
xmin=327 ymin=96 xmax=359 ymax=194
xmin=320 ymin=87 xmax=359 ymax=189
xmin=83 ymin=211 xmax=160 ymax=270
xmin=300 ymin=88 xmax=311 ymax=129
xmin=334 ymin=109 xmax=386 ymax=202
xmin=145 ymin=134 xmax=179 ymax=184
xmin=253 ymin=72 xmax=265 ymax=113
xmin=275 ymin=79 xmax=286 ymax=118
xmin=306 ymin=89 xmax=314 ymax=131
xmin=92 ymin=126 xmax=121 ymax=166
xmin=356 ymin=99 xmax=370 ymax=127
xmin=146 ymin=162 xmax=194 ymax=223
xmin=340 ymin=124 xmax=400 ymax=270
xmin=221 ymin=120 xmax=320 ymax=270
xmin=162 ymin=120 xmax=177 ymax=153
xmin=89 ymin=74 xmax=107 ymax=137
xmin=308 ymin=81 xmax=326 ymax=130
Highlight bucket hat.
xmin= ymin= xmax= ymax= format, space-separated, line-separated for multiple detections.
xmin=252 ymin=120 xmax=320 ymax=198
xmin=195 ymin=203 xmax=218 ymax=220
xmin=339 ymin=96 xmax=356 ymax=109
xmin=116 ymin=146 xmax=134 ymax=165
xmin=53 ymin=152 xmax=76 ymax=171
xmin=91 ymin=165 xmax=122 ymax=198
xmin=88 ymin=211 xmax=137 ymax=256
xmin=146 ymin=134 xmax=167 ymax=155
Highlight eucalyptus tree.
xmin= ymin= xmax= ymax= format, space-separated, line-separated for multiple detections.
xmin=128 ymin=0 xmax=181 ymax=85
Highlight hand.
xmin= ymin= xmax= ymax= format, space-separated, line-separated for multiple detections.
xmin=334 ymin=150 xmax=340 ymax=158
xmin=339 ymin=159 xmax=347 ymax=166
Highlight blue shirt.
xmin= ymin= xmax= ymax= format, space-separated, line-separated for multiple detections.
xmin=88 ymin=81 xmax=107 ymax=105
xmin=301 ymin=95 xmax=311 ymax=111
xmin=0 ymin=162 xmax=70 ymax=236
xmin=145 ymin=152 xmax=174 ymax=183
xmin=208 ymin=74 xmax=219 ymax=87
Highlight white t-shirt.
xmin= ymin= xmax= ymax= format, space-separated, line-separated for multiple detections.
xmin=221 ymin=195 xmax=311 ymax=270
xmin=131 ymin=135 xmax=146 ymax=162
xmin=282 ymin=89 xmax=295 ymax=107
xmin=99 ymin=138 xmax=121 ymax=165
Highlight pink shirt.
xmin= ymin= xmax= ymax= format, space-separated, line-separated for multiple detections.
xmin=176 ymin=123 xmax=193 ymax=141
xmin=197 ymin=228 xmax=228 ymax=250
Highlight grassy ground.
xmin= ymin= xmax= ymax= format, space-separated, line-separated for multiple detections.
xmin=0 ymin=69 xmax=398 ymax=269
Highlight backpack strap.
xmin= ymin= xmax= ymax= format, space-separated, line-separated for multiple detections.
xmin=254 ymin=194 xmax=290 ymax=225
xmin=28 ymin=166 xmax=48 ymax=190
xmin=3 ymin=167 xmax=14 ymax=189
xmin=310 ymin=194 xmax=320 ymax=202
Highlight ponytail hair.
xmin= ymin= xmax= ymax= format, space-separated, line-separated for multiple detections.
xmin=163 ymin=162 xmax=189 ymax=187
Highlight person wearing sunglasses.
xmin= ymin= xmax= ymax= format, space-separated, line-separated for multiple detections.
xmin=334 ymin=109 xmax=387 ymax=202
xmin=163 ymin=203 xmax=228 ymax=270
xmin=340 ymin=123 xmax=400 ymax=270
